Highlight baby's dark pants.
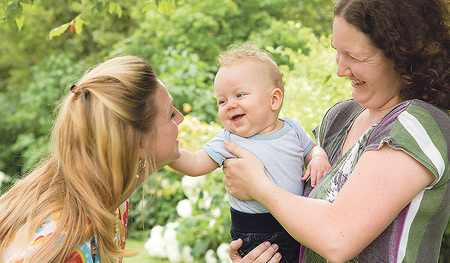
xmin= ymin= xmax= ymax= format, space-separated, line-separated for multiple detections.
xmin=230 ymin=208 xmax=300 ymax=263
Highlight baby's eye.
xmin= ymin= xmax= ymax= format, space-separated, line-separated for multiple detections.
xmin=218 ymin=100 xmax=226 ymax=105
xmin=236 ymin=93 xmax=244 ymax=98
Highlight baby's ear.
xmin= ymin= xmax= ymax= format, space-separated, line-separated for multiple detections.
xmin=270 ymin=88 xmax=283 ymax=111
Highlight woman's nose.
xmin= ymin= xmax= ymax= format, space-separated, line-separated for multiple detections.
xmin=336 ymin=54 xmax=352 ymax=77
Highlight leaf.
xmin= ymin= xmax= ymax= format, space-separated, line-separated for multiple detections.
xmin=74 ymin=16 xmax=89 ymax=34
xmin=15 ymin=14 xmax=24 ymax=30
xmin=5 ymin=1 xmax=22 ymax=21
xmin=108 ymin=2 xmax=122 ymax=17
xmin=142 ymin=1 xmax=155 ymax=13
xmin=49 ymin=22 xmax=70 ymax=39
xmin=157 ymin=0 xmax=173 ymax=13
xmin=93 ymin=1 xmax=105 ymax=13
xmin=143 ymin=0 xmax=174 ymax=13
xmin=108 ymin=1 xmax=115 ymax=13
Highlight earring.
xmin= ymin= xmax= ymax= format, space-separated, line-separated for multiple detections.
xmin=137 ymin=159 xmax=147 ymax=178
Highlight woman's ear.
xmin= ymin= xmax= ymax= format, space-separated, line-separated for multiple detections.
xmin=270 ymin=88 xmax=283 ymax=111
xmin=138 ymin=137 xmax=147 ymax=160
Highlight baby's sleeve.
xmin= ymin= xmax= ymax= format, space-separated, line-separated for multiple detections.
xmin=203 ymin=129 xmax=237 ymax=166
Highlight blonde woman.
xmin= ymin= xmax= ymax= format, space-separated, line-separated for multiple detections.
xmin=0 ymin=55 xmax=184 ymax=263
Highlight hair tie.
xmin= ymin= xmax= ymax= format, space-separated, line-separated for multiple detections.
xmin=70 ymin=84 xmax=80 ymax=94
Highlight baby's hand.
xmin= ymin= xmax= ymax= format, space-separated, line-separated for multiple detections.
xmin=302 ymin=156 xmax=331 ymax=187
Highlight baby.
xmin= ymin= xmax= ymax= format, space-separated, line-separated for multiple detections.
xmin=169 ymin=44 xmax=330 ymax=262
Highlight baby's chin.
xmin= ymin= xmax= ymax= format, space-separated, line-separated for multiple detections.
xmin=222 ymin=122 xmax=257 ymax=138
xmin=227 ymin=129 xmax=255 ymax=138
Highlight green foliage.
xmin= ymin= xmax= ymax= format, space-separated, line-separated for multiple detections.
xmin=127 ymin=168 xmax=186 ymax=240
xmin=123 ymin=239 xmax=169 ymax=263
xmin=108 ymin=0 xmax=335 ymax=124
xmin=171 ymin=117 xmax=231 ymax=258
xmin=0 ymin=0 xmax=171 ymax=36
xmin=10 ymin=53 xmax=84 ymax=171
xmin=1 ymin=0 xmax=449 ymax=261
xmin=1 ymin=1 xmax=25 ymax=30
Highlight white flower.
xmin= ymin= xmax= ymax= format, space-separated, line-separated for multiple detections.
xmin=161 ymin=178 xmax=170 ymax=188
xmin=163 ymin=227 xmax=178 ymax=244
xmin=139 ymin=198 xmax=148 ymax=208
xmin=205 ymin=249 xmax=218 ymax=263
xmin=217 ymin=243 xmax=232 ymax=263
xmin=199 ymin=190 xmax=213 ymax=209
xmin=208 ymin=219 xmax=217 ymax=228
xmin=181 ymin=176 xmax=206 ymax=203
xmin=176 ymin=199 xmax=193 ymax=218
xmin=164 ymin=228 xmax=181 ymax=262
xmin=181 ymin=175 xmax=206 ymax=188
xmin=211 ymin=208 xmax=221 ymax=218
xmin=144 ymin=225 xmax=166 ymax=258
xmin=181 ymin=246 xmax=194 ymax=263
xmin=223 ymin=193 xmax=229 ymax=202
xmin=166 ymin=222 xmax=180 ymax=229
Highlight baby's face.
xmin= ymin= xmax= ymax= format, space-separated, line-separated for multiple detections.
xmin=214 ymin=60 xmax=279 ymax=138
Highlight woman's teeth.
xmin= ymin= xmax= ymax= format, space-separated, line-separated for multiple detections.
xmin=353 ymin=80 xmax=366 ymax=85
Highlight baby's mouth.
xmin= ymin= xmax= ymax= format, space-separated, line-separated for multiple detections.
xmin=231 ymin=114 xmax=245 ymax=122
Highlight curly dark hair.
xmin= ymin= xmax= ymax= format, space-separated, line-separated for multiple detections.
xmin=334 ymin=0 xmax=450 ymax=110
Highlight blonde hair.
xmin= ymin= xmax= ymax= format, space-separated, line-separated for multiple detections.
xmin=218 ymin=43 xmax=284 ymax=93
xmin=0 ymin=55 xmax=159 ymax=262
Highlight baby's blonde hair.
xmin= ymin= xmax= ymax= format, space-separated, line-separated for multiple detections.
xmin=0 ymin=55 xmax=159 ymax=262
xmin=218 ymin=43 xmax=284 ymax=93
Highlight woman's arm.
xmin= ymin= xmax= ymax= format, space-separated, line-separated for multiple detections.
xmin=222 ymin=140 xmax=434 ymax=262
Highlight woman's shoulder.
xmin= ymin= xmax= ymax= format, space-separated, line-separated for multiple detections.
xmin=367 ymin=99 xmax=449 ymax=184
xmin=318 ymin=99 xmax=363 ymax=133
xmin=327 ymin=99 xmax=363 ymax=114
xmin=408 ymin=99 xmax=450 ymax=123
xmin=322 ymin=99 xmax=364 ymax=125
xmin=384 ymin=99 xmax=449 ymax=136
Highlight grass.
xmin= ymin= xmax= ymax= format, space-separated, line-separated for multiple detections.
xmin=123 ymin=239 xmax=170 ymax=263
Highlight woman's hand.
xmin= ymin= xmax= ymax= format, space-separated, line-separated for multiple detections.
xmin=222 ymin=140 xmax=272 ymax=201
xmin=230 ymin=239 xmax=282 ymax=263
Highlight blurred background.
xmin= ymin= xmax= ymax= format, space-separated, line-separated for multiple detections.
xmin=0 ymin=0 xmax=448 ymax=262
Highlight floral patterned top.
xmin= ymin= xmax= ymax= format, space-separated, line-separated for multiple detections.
xmin=1 ymin=200 xmax=129 ymax=263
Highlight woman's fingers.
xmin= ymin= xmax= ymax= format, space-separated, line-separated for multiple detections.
xmin=229 ymin=239 xmax=282 ymax=263
xmin=229 ymin=239 xmax=244 ymax=262
xmin=242 ymin=242 xmax=282 ymax=263
xmin=224 ymin=139 xmax=249 ymax=158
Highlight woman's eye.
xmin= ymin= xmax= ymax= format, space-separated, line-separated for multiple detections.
xmin=348 ymin=54 xmax=358 ymax=61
